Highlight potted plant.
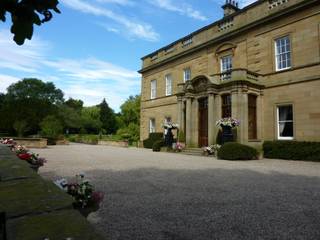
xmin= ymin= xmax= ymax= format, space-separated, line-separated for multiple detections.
xmin=216 ymin=118 xmax=240 ymax=144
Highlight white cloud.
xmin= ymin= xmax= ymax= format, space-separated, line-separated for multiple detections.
xmin=0 ymin=74 xmax=20 ymax=93
xmin=61 ymin=0 xmax=159 ymax=41
xmin=0 ymin=30 xmax=50 ymax=73
xmin=239 ymin=0 xmax=256 ymax=7
xmin=95 ymin=0 xmax=135 ymax=6
xmin=150 ymin=0 xmax=208 ymax=21
xmin=0 ymin=29 xmax=140 ymax=111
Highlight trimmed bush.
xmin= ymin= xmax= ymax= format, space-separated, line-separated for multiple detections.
xmin=263 ymin=141 xmax=320 ymax=161
xmin=152 ymin=140 xmax=164 ymax=152
xmin=218 ymin=142 xmax=258 ymax=160
xmin=143 ymin=132 xmax=163 ymax=149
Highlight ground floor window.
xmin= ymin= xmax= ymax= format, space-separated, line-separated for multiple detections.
xmin=149 ymin=118 xmax=156 ymax=133
xmin=222 ymin=94 xmax=232 ymax=118
xmin=277 ymin=105 xmax=293 ymax=140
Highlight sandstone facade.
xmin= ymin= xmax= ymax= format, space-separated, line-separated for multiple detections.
xmin=139 ymin=0 xmax=320 ymax=147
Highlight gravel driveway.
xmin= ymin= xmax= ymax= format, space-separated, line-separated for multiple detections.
xmin=33 ymin=143 xmax=320 ymax=240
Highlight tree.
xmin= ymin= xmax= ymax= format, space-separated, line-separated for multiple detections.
xmin=116 ymin=95 xmax=141 ymax=142
xmin=65 ymin=98 xmax=83 ymax=112
xmin=56 ymin=104 xmax=82 ymax=133
xmin=40 ymin=115 xmax=63 ymax=139
xmin=13 ymin=120 xmax=29 ymax=137
xmin=99 ymin=98 xmax=117 ymax=134
xmin=2 ymin=78 xmax=64 ymax=134
xmin=0 ymin=0 xmax=60 ymax=45
xmin=119 ymin=95 xmax=140 ymax=127
xmin=6 ymin=78 xmax=64 ymax=104
xmin=80 ymin=106 xmax=102 ymax=134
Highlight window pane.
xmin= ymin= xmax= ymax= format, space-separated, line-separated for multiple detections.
xmin=279 ymin=106 xmax=293 ymax=121
xmin=279 ymin=122 xmax=293 ymax=137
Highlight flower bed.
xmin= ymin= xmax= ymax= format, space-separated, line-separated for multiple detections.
xmin=0 ymin=138 xmax=47 ymax=172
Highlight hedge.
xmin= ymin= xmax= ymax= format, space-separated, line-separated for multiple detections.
xmin=152 ymin=140 xmax=164 ymax=152
xmin=218 ymin=142 xmax=258 ymax=160
xmin=263 ymin=141 xmax=320 ymax=161
xmin=143 ymin=133 xmax=163 ymax=149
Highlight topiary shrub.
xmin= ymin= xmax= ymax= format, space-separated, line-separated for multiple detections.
xmin=152 ymin=140 xmax=164 ymax=152
xmin=143 ymin=132 xmax=163 ymax=149
xmin=263 ymin=141 xmax=320 ymax=161
xmin=218 ymin=142 xmax=258 ymax=160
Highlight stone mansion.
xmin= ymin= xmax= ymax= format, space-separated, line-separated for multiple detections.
xmin=139 ymin=0 xmax=320 ymax=147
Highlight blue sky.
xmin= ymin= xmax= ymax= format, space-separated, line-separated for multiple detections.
xmin=0 ymin=0 xmax=254 ymax=112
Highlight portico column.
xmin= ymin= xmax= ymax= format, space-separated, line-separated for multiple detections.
xmin=213 ymin=94 xmax=221 ymax=144
xmin=186 ymin=97 xmax=193 ymax=146
xmin=177 ymin=97 xmax=183 ymax=129
xmin=192 ymin=98 xmax=199 ymax=147
xmin=208 ymin=93 xmax=215 ymax=145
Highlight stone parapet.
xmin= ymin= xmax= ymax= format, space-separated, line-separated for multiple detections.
xmin=0 ymin=145 xmax=105 ymax=240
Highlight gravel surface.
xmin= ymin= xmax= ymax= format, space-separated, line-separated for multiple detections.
xmin=33 ymin=143 xmax=320 ymax=240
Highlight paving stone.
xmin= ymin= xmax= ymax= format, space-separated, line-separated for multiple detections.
xmin=0 ymin=178 xmax=74 ymax=219
xmin=6 ymin=210 xmax=106 ymax=240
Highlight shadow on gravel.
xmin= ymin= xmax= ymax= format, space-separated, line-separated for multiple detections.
xmin=44 ymin=168 xmax=320 ymax=240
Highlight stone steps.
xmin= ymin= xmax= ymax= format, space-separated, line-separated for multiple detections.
xmin=181 ymin=148 xmax=204 ymax=156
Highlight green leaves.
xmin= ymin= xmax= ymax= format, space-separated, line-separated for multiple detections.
xmin=1 ymin=0 xmax=60 ymax=45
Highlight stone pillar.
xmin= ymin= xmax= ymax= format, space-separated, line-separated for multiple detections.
xmin=213 ymin=94 xmax=221 ymax=144
xmin=240 ymin=91 xmax=249 ymax=144
xmin=191 ymin=98 xmax=199 ymax=147
xmin=177 ymin=97 xmax=183 ymax=128
xmin=208 ymin=93 xmax=215 ymax=145
xmin=186 ymin=97 xmax=193 ymax=146
xmin=233 ymin=89 xmax=248 ymax=144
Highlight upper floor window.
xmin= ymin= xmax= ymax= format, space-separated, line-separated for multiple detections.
xmin=165 ymin=74 xmax=172 ymax=96
xmin=221 ymin=55 xmax=232 ymax=81
xmin=277 ymin=105 xmax=293 ymax=140
xmin=149 ymin=118 xmax=156 ymax=133
xmin=275 ymin=36 xmax=291 ymax=71
xmin=183 ymin=68 xmax=191 ymax=82
xmin=150 ymin=80 xmax=157 ymax=99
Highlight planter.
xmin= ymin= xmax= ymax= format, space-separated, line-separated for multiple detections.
xmin=221 ymin=126 xmax=234 ymax=144
xmin=73 ymin=203 xmax=100 ymax=218
xmin=29 ymin=164 xmax=40 ymax=173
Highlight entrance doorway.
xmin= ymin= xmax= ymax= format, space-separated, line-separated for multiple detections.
xmin=248 ymin=94 xmax=257 ymax=140
xmin=198 ymin=98 xmax=208 ymax=147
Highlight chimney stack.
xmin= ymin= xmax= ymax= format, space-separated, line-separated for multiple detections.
xmin=222 ymin=0 xmax=240 ymax=17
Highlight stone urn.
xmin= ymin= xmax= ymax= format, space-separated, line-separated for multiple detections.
xmin=221 ymin=126 xmax=234 ymax=144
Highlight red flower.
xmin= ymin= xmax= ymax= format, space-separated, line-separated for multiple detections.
xmin=18 ymin=153 xmax=32 ymax=161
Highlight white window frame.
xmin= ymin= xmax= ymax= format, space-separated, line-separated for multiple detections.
xmin=149 ymin=118 xmax=156 ymax=133
xmin=165 ymin=74 xmax=172 ymax=96
xmin=220 ymin=55 xmax=232 ymax=81
xmin=275 ymin=35 xmax=291 ymax=71
xmin=150 ymin=79 xmax=157 ymax=99
xmin=220 ymin=55 xmax=232 ymax=72
xmin=277 ymin=105 xmax=294 ymax=140
xmin=183 ymin=68 xmax=191 ymax=82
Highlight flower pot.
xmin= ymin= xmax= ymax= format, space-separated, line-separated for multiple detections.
xmin=221 ymin=126 xmax=234 ymax=144
xmin=73 ymin=202 xmax=100 ymax=218
xmin=29 ymin=164 xmax=39 ymax=173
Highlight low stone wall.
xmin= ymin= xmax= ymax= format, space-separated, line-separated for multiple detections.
xmin=12 ymin=138 xmax=47 ymax=148
xmin=98 ymin=140 xmax=128 ymax=148
xmin=0 ymin=144 xmax=105 ymax=240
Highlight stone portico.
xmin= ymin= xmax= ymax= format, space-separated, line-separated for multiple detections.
xmin=176 ymin=69 xmax=264 ymax=147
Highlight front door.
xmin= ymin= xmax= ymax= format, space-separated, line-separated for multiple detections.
xmin=248 ymin=94 xmax=257 ymax=140
xmin=198 ymin=98 xmax=208 ymax=147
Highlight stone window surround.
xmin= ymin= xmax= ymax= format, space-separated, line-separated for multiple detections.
xmin=165 ymin=74 xmax=173 ymax=96
xmin=274 ymin=34 xmax=292 ymax=71
xmin=149 ymin=118 xmax=156 ymax=133
xmin=150 ymin=79 xmax=157 ymax=99
xmin=276 ymin=103 xmax=294 ymax=140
